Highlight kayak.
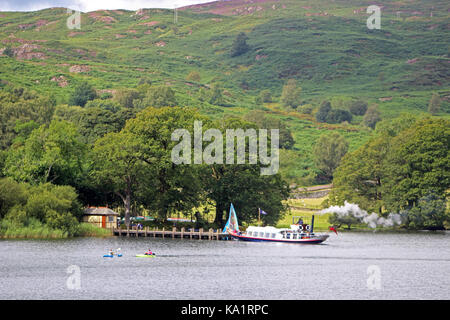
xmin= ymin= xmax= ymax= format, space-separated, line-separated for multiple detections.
xmin=103 ymin=254 xmax=122 ymax=258
xmin=136 ymin=254 xmax=155 ymax=258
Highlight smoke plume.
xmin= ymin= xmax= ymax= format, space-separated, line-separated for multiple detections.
xmin=318 ymin=201 xmax=403 ymax=228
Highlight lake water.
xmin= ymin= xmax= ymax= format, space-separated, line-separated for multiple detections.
xmin=0 ymin=231 xmax=449 ymax=300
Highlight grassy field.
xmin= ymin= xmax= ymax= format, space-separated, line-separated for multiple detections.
xmin=277 ymin=196 xmax=331 ymax=230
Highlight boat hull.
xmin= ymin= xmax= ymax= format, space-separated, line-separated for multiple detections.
xmin=229 ymin=232 xmax=329 ymax=244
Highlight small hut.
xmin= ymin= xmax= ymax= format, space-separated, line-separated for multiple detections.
xmin=83 ymin=207 xmax=119 ymax=229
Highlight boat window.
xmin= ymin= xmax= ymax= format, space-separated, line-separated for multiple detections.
xmin=271 ymin=233 xmax=276 ymax=238
xmin=259 ymin=232 xmax=264 ymax=237
xmin=293 ymin=233 xmax=297 ymax=239
xmin=265 ymin=233 xmax=270 ymax=238
xmin=286 ymin=233 xmax=290 ymax=239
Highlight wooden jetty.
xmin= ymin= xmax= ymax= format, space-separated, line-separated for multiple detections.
xmin=112 ymin=226 xmax=231 ymax=241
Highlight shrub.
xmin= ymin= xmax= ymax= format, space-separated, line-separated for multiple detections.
xmin=298 ymin=104 xmax=313 ymax=114
xmin=363 ymin=104 xmax=382 ymax=129
xmin=428 ymin=93 xmax=441 ymax=115
xmin=280 ymin=79 xmax=302 ymax=108
xmin=260 ymin=90 xmax=272 ymax=103
xmin=69 ymin=82 xmax=97 ymax=107
xmin=230 ymin=32 xmax=250 ymax=57
xmin=316 ymin=101 xmax=331 ymax=122
xmin=349 ymin=100 xmax=368 ymax=116
xmin=326 ymin=109 xmax=353 ymax=124
xmin=114 ymin=88 xmax=141 ymax=108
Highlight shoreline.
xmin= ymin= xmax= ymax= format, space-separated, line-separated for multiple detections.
xmin=1 ymin=227 xmax=448 ymax=240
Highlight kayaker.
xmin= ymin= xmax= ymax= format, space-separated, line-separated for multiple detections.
xmin=144 ymin=249 xmax=153 ymax=255
xmin=109 ymin=249 xmax=114 ymax=256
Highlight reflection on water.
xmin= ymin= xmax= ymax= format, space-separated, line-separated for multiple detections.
xmin=0 ymin=231 xmax=449 ymax=300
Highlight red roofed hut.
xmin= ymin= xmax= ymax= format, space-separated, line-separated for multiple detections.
xmin=83 ymin=207 xmax=119 ymax=229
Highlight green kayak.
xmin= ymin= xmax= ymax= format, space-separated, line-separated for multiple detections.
xmin=136 ymin=254 xmax=155 ymax=258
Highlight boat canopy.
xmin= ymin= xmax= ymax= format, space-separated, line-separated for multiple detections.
xmin=246 ymin=226 xmax=280 ymax=234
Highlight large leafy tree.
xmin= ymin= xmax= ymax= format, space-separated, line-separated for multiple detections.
xmin=200 ymin=118 xmax=290 ymax=227
xmin=329 ymin=135 xmax=389 ymax=213
xmin=91 ymin=130 xmax=148 ymax=227
xmin=329 ymin=115 xmax=419 ymax=213
xmin=4 ymin=120 xmax=87 ymax=187
xmin=124 ymin=107 xmax=206 ymax=221
xmin=382 ymin=118 xmax=450 ymax=212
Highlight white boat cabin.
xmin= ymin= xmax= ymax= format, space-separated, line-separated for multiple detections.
xmin=245 ymin=224 xmax=315 ymax=240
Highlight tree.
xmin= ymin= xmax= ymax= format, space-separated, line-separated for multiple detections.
xmin=280 ymin=79 xmax=302 ymax=108
xmin=69 ymin=82 xmax=97 ymax=107
xmin=428 ymin=92 xmax=441 ymax=115
xmin=91 ymin=130 xmax=148 ymax=227
xmin=313 ymin=132 xmax=349 ymax=181
xmin=316 ymin=101 xmax=331 ymax=122
xmin=200 ymin=118 xmax=290 ymax=227
xmin=349 ymin=100 xmax=368 ymax=116
xmin=363 ymin=104 xmax=381 ymax=129
xmin=141 ymin=86 xmax=177 ymax=108
xmin=208 ymin=83 xmax=225 ymax=105
xmin=124 ymin=107 xmax=207 ymax=221
xmin=243 ymin=110 xmax=295 ymax=150
xmin=3 ymin=46 xmax=14 ymax=57
xmin=329 ymin=136 xmax=388 ymax=213
xmin=328 ymin=212 xmax=360 ymax=230
xmin=230 ymin=32 xmax=250 ymax=57
xmin=85 ymin=98 xmax=121 ymax=113
xmin=1 ymin=181 xmax=83 ymax=236
xmin=0 ymin=177 xmax=28 ymax=219
xmin=24 ymin=183 xmax=82 ymax=235
xmin=329 ymin=116 xmax=419 ymax=214
xmin=330 ymin=116 xmax=449 ymax=223
xmin=54 ymin=105 xmax=123 ymax=144
xmin=382 ymin=118 xmax=450 ymax=212
xmin=404 ymin=192 xmax=448 ymax=230
xmin=4 ymin=120 xmax=87 ymax=187
xmin=326 ymin=109 xmax=352 ymax=124
xmin=0 ymin=88 xmax=55 ymax=149
xmin=114 ymin=88 xmax=141 ymax=108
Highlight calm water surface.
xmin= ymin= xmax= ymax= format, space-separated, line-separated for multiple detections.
xmin=0 ymin=232 xmax=449 ymax=300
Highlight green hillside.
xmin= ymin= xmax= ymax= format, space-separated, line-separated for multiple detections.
xmin=1 ymin=0 xmax=449 ymax=184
